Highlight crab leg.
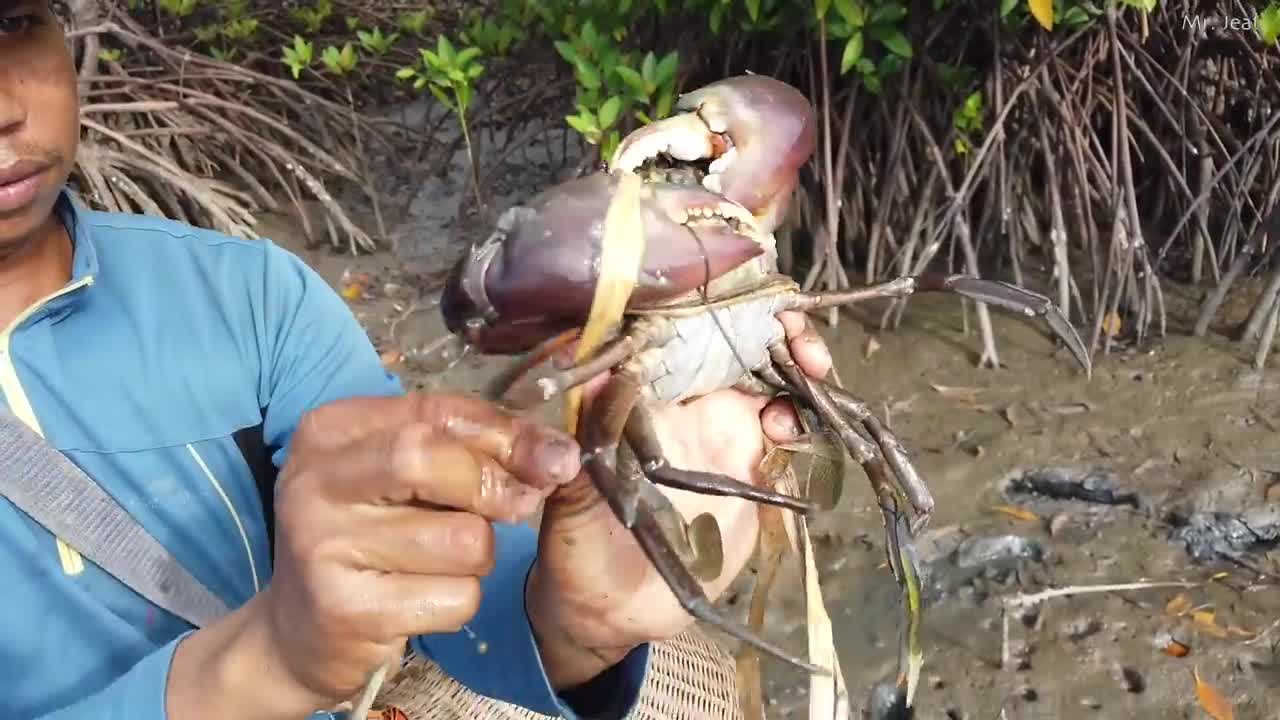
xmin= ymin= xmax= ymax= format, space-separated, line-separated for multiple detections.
xmin=766 ymin=341 xmax=926 ymax=701
xmin=784 ymin=273 xmax=1092 ymax=376
xmin=576 ymin=362 xmax=827 ymax=674
xmin=764 ymin=344 xmax=901 ymax=525
xmin=755 ymin=363 xmax=934 ymax=531
xmin=623 ymin=398 xmax=818 ymax=515
xmin=823 ymin=388 xmax=932 ymax=530
xmin=491 ymin=318 xmax=673 ymax=411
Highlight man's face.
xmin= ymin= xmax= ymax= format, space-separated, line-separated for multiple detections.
xmin=0 ymin=1 xmax=78 ymax=245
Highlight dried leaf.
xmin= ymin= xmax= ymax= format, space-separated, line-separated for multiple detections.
xmin=565 ymin=173 xmax=645 ymax=435
xmin=863 ymin=335 xmax=881 ymax=359
xmin=786 ymin=497 xmax=852 ymax=718
xmin=1162 ymin=639 xmax=1190 ymax=657
xmin=1102 ymin=311 xmax=1122 ymax=338
xmin=340 ymin=283 xmax=365 ymax=300
xmin=931 ymin=384 xmax=982 ymax=402
xmin=1165 ymin=594 xmax=1192 ymax=616
xmin=1192 ymin=667 xmax=1234 ymax=720
xmin=992 ymin=505 xmax=1040 ymax=522
xmin=1028 ymin=0 xmax=1054 ymax=30
xmin=1193 ymin=610 xmax=1230 ymax=638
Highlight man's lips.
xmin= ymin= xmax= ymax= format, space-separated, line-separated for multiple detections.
xmin=0 ymin=158 xmax=53 ymax=214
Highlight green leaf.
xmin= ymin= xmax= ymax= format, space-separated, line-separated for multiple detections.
xmin=870 ymin=2 xmax=907 ymax=23
xmin=1000 ymin=0 xmax=1017 ymax=15
xmin=428 ymin=84 xmax=451 ymax=109
xmin=746 ymin=0 xmax=761 ymax=21
xmin=815 ymin=0 xmax=832 ymax=21
xmin=840 ymin=32 xmax=863 ymax=74
xmin=863 ymin=70 xmax=882 ymax=94
xmin=602 ymin=129 xmax=621 ymax=161
xmin=1260 ymin=4 xmax=1280 ymax=45
xmin=395 ymin=66 xmax=417 ymax=80
xmin=614 ymin=65 xmax=647 ymax=94
xmin=641 ymin=52 xmax=657 ymax=85
xmin=833 ymin=0 xmax=865 ymax=27
xmin=455 ymin=46 xmax=482 ymax=68
xmin=598 ymin=95 xmax=623 ymax=129
xmin=565 ymin=113 xmax=597 ymax=135
xmin=870 ymin=25 xmax=912 ymax=57
xmin=1061 ymin=6 xmax=1089 ymax=25
xmin=554 ymin=40 xmax=577 ymax=63
xmin=655 ymin=87 xmax=674 ymax=119
xmin=437 ymin=35 xmax=456 ymax=62
xmin=575 ymin=58 xmax=602 ymax=90
xmin=655 ymin=51 xmax=679 ymax=88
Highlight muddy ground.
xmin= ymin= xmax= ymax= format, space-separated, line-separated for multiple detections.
xmin=250 ymin=116 xmax=1279 ymax=719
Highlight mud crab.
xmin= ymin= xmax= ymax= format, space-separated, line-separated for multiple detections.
xmin=439 ymin=74 xmax=1091 ymax=674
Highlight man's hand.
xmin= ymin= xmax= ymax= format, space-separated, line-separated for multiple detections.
xmin=526 ymin=310 xmax=833 ymax=688
xmin=167 ymin=393 xmax=583 ymax=720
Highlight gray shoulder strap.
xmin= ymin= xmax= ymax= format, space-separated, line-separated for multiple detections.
xmin=0 ymin=410 xmax=230 ymax=628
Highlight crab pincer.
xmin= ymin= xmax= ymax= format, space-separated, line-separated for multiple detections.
xmin=610 ymin=73 xmax=816 ymax=235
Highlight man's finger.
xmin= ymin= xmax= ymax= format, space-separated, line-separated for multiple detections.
xmin=342 ymin=509 xmax=497 ymax=577
xmin=346 ymin=573 xmax=484 ymax=641
xmin=295 ymin=392 xmax=581 ymax=489
xmin=761 ymin=396 xmax=804 ymax=443
xmin=311 ymin=424 xmax=548 ymax=520
xmin=776 ymin=310 xmax=832 ymax=380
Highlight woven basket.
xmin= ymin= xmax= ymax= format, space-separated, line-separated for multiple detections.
xmin=369 ymin=631 xmax=745 ymax=720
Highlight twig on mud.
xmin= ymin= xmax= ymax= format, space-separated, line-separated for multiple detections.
xmin=1242 ymin=617 xmax=1280 ymax=647
xmin=999 ymin=580 xmax=1198 ymax=671
xmin=1002 ymin=580 xmax=1200 ymax=609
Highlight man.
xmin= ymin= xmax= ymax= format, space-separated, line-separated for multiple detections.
xmin=0 ymin=2 xmax=831 ymax=718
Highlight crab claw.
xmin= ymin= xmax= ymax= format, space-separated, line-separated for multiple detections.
xmin=609 ymin=74 xmax=816 ymax=233
xmin=441 ymin=172 xmax=767 ymax=354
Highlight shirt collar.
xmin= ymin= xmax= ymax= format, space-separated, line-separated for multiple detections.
xmin=55 ymin=187 xmax=100 ymax=283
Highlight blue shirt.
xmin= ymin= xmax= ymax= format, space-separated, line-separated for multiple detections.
xmin=0 ymin=190 xmax=649 ymax=719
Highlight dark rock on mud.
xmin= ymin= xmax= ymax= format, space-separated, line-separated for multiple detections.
xmin=919 ymin=533 xmax=1046 ymax=604
xmin=955 ymin=535 xmax=1045 ymax=568
xmin=1166 ymin=506 xmax=1280 ymax=562
xmin=1003 ymin=467 xmax=1141 ymax=508
xmin=865 ymin=681 xmax=910 ymax=720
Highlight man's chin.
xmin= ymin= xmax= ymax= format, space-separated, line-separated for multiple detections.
xmin=0 ymin=196 xmax=63 ymax=251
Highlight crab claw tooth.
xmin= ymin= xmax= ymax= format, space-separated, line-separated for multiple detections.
xmin=609 ymin=112 xmax=721 ymax=173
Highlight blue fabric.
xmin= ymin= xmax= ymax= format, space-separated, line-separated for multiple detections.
xmin=2 ymin=189 xmax=649 ymax=719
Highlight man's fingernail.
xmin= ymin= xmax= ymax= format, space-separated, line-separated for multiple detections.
xmin=770 ymin=412 xmax=801 ymax=437
xmin=535 ymin=432 xmax=581 ymax=483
